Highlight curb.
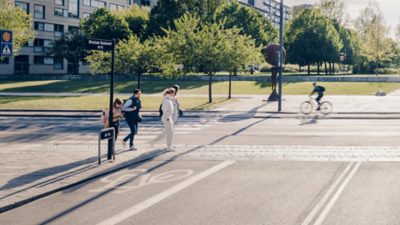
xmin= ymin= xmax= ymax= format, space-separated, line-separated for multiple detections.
xmin=0 ymin=149 xmax=164 ymax=214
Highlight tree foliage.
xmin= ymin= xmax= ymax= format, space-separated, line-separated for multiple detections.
xmin=285 ymin=9 xmax=342 ymax=74
xmin=0 ymin=0 xmax=35 ymax=54
xmin=119 ymin=5 xmax=150 ymax=40
xmin=216 ymin=0 xmax=277 ymax=47
xmin=47 ymin=31 xmax=88 ymax=74
xmin=354 ymin=2 xmax=394 ymax=72
xmin=80 ymin=8 xmax=131 ymax=41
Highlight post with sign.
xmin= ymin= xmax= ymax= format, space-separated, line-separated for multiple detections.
xmin=0 ymin=30 xmax=13 ymax=57
xmin=87 ymin=38 xmax=116 ymax=161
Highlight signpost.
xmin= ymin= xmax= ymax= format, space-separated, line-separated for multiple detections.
xmin=0 ymin=30 xmax=13 ymax=57
xmin=87 ymin=38 xmax=116 ymax=161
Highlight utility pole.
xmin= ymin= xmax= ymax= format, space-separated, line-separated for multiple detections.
xmin=278 ymin=0 xmax=284 ymax=112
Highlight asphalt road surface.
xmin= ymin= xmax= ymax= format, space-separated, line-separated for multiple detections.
xmin=1 ymin=115 xmax=400 ymax=225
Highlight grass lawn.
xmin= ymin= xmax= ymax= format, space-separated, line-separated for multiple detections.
xmin=1 ymin=80 xmax=400 ymax=95
xmin=0 ymin=95 xmax=234 ymax=110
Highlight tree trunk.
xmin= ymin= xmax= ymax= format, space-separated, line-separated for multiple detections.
xmin=308 ymin=64 xmax=310 ymax=75
xmin=324 ymin=61 xmax=327 ymax=75
xmin=228 ymin=71 xmax=234 ymax=99
xmin=333 ymin=62 xmax=335 ymax=74
xmin=208 ymin=73 xmax=213 ymax=103
xmin=329 ymin=62 xmax=332 ymax=74
xmin=317 ymin=63 xmax=320 ymax=75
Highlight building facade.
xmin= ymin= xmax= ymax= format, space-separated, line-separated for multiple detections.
xmin=1 ymin=0 xmax=156 ymax=75
xmin=238 ymin=0 xmax=291 ymax=27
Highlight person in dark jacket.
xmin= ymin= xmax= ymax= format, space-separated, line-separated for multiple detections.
xmin=122 ymin=89 xmax=142 ymax=150
xmin=310 ymin=82 xmax=325 ymax=110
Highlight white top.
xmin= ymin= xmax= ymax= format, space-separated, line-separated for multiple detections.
xmin=161 ymin=95 xmax=174 ymax=121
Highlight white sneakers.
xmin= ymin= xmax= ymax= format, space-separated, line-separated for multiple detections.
xmin=129 ymin=146 xmax=138 ymax=151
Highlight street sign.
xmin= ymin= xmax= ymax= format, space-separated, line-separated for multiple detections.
xmin=100 ymin=128 xmax=115 ymax=140
xmin=0 ymin=30 xmax=13 ymax=57
xmin=87 ymin=38 xmax=113 ymax=51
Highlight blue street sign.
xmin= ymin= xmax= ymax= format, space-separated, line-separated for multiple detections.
xmin=0 ymin=30 xmax=13 ymax=57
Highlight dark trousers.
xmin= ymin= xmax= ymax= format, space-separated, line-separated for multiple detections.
xmin=316 ymin=93 xmax=324 ymax=105
xmin=111 ymin=121 xmax=119 ymax=140
xmin=123 ymin=118 xmax=138 ymax=147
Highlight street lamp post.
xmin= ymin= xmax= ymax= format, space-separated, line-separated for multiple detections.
xmin=278 ymin=0 xmax=284 ymax=112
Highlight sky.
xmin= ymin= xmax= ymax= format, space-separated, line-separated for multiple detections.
xmin=285 ymin=0 xmax=400 ymax=36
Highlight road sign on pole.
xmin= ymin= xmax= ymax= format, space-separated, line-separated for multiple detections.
xmin=0 ymin=30 xmax=13 ymax=57
xmin=86 ymin=39 xmax=113 ymax=51
xmin=86 ymin=37 xmax=116 ymax=160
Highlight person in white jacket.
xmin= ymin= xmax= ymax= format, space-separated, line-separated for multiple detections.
xmin=152 ymin=88 xmax=175 ymax=151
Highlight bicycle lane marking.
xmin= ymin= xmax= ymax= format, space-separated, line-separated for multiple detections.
xmin=96 ymin=160 xmax=236 ymax=225
xmin=301 ymin=161 xmax=362 ymax=225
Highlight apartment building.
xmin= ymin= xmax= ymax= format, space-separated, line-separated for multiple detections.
xmin=1 ymin=0 xmax=156 ymax=75
xmin=239 ymin=0 xmax=291 ymax=27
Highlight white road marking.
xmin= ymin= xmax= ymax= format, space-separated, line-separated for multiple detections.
xmin=96 ymin=160 xmax=235 ymax=225
xmin=313 ymin=161 xmax=362 ymax=225
xmin=301 ymin=162 xmax=355 ymax=225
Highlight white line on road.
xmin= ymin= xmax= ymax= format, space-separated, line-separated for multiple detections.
xmin=301 ymin=162 xmax=355 ymax=225
xmin=313 ymin=161 xmax=362 ymax=225
xmin=96 ymin=160 xmax=236 ymax=225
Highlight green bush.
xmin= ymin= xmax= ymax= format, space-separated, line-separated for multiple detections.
xmin=375 ymin=68 xmax=400 ymax=75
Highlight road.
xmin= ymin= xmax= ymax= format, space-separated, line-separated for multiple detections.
xmin=1 ymin=115 xmax=400 ymax=225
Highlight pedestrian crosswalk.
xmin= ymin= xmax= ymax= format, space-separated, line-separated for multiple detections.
xmin=118 ymin=117 xmax=218 ymax=144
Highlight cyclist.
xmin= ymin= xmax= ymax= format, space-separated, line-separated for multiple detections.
xmin=309 ymin=82 xmax=325 ymax=110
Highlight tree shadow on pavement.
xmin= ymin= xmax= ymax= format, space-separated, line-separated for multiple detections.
xmin=34 ymin=106 xmax=275 ymax=224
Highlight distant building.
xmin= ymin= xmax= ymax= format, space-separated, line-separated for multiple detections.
xmin=1 ymin=0 xmax=156 ymax=75
xmin=238 ymin=0 xmax=291 ymax=27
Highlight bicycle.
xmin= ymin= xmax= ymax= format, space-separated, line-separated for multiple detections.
xmin=300 ymin=98 xmax=333 ymax=115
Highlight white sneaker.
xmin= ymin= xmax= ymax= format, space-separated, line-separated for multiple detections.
xmin=166 ymin=147 xmax=175 ymax=152
xmin=129 ymin=146 xmax=138 ymax=151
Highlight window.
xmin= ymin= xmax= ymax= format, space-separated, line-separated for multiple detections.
xmin=54 ymin=57 xmax=64 ymax=70
xmin=141 ymin=0 xmax=150 ymax=6
xmin=93 ymin=0 xmax=106 ymax=8
xmin=34 ymin=56 xmax=44 ymax=64
xmin=44 ymin=57 xmax=54 ymax=65
xmin=33 ymin=39 xmax=44 ymax=52
xmin=83 ymin=0 xmax=91 ymax=6
xmin=0 ymin=57 xmax=10 ymax=64
xmin=34 ymin=5 xmax=45 ymax=19
xmin=68 ymin=0 xmax=79 ymax=18
xmin=54 ymin=24 xmax=64 ymax=37
xmin=44 ymin=23 xmax=54 ymax=32
xmin=83 ymin=13 xmax=90 ymax=18
xmin=15 ymin=1 xmax=29 ymax=14
xmin=34 ymin=22 xmax=44 ymax=31
xmin=54 ymin=8 xmax=66 ymax=17
xmin=55 ymin=0 xmax=64 ymax=5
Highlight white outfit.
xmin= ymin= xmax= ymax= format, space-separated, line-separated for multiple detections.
xmin=152 ymin=95 xmax=174 ymax=149
xmin=171 ymin=97 xmax=179 ymax=124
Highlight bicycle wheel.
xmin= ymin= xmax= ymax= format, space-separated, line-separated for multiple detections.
xmin=300 ymin=101 xmax=313 ymax=115
xmin=320 ymin=101 xmax=333 ymax=115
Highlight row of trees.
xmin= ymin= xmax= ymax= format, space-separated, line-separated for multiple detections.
xmin=286 ymin=0 xmax=400 ymax=75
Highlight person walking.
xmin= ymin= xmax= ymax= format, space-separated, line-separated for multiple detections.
xmin=122 ymin=89 xmax=142 ymax=150
xmin=171 ymin=84 xmax=181 ymax=124
xmin=103 ymin=98 xmax=123 ymax=140
xmin=152 ymin=88 xmax=175 ymax=151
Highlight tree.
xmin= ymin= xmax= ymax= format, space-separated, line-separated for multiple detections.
xmin=354 ymin=2 xmax=393 ymax=73
xmin=145 ymin=0 xmax=227 ymax=38
xmin=47 ymin=31 xmax=88 ymax=74
xmin=86 ymin=35 xmax=168 ymax=89
xmin=317 ymin=0 xmax=345 ymax=24
xmin=217 ymin=1 xmax=277 ymax=47
xmin=80 ymin=8 xmax=131 ymax=41
xmin=0 ymin=0 xmax=35 ymax=54
xmin=119 ymin=5 xmax=150 ymax=40
xmin=222 ymin=28 xmax=263 ymax=98
xmin=285 ymin=9 xmax=342 ymax=75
